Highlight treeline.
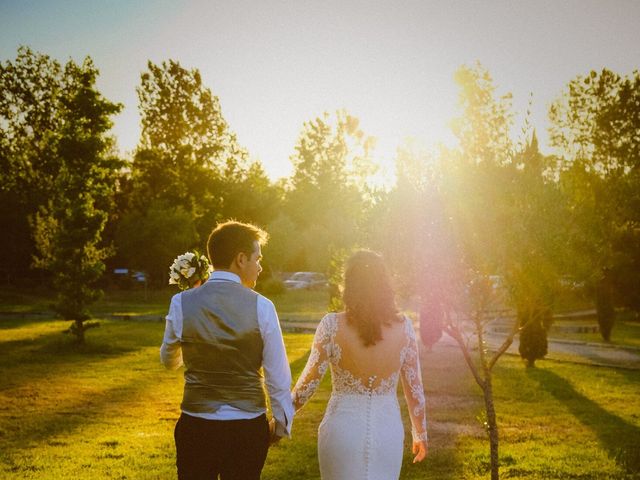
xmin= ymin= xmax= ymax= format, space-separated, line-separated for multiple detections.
xmin=1 ymin=47 xmax=639 ymax=348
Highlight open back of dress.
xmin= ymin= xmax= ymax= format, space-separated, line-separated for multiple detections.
xmin=292 ymin=313 xmax=427 ymax=480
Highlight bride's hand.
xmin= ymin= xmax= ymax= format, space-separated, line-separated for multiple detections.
xmin=412 ymin=440 xmax=427 ymax=463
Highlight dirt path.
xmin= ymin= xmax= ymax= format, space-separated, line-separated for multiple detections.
xmin=483 ymin=332 xmax=640 ymax=369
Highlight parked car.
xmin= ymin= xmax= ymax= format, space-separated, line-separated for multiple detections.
xmin=131 ymin=271 xmax=147 ymax=283
xmin=283 ymin=272 xmax=328 ymax=290
xmin=113 ymin=268 xmax=147 ymax=285
xmin=559 ymin=275 xmax=585 ymax=290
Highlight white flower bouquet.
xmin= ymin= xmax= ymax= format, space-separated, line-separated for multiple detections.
xmin=168 ymin=251 xmax=212 ymax=290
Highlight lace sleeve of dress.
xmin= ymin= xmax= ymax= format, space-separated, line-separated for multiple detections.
xmin=400 ymin=315 xmax=428 ymax=442
xmin=291 ymin=313 xmax=336 ymax=411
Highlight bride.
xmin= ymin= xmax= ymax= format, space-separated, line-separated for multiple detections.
xmin=292 ymin=250 xmax=428 ymax=479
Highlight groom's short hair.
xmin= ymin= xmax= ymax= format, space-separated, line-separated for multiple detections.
xmin=207 ymin=220 xmax=269 ymax=269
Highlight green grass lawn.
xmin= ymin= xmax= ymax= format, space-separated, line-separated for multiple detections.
xmin=1 ymin=312 xmax=639 ymax=479
xmin=0 ymin=286 xmax=331 ymax=320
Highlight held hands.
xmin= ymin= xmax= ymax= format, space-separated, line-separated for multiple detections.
xmin=268 ymin=418 xmax=281 ymax=446
xmin=412 ymin=440 xmax=428 ymax=463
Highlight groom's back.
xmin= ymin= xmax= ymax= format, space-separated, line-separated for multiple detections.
xmin=179 ymin=280 xmax=265 ymax=415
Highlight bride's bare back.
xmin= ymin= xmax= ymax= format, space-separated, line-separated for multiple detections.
xmin=292 ymin=312 xmax=427 ymax=436
xmin=333 ymin=312 xmax=407 ymax=389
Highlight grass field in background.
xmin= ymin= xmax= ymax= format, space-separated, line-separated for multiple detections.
xmin=0 ymin=286 xmax=331 ymax=320
xmin=1 ymin=305 xmax=639 ymax=479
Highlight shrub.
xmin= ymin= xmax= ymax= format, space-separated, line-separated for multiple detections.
xmin=257 ymin=277 xmax=285 ymax=295
xmin=518 ymin=309 xmax=549 ymax=368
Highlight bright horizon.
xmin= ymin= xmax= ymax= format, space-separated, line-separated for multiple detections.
xmin=1 ymin=0 xmax=639 ymax=181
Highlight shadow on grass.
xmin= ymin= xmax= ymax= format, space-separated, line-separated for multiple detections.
xmin=0 ymin=372 xmax=164 ymax=466
xmin=0 ymin=331 xmax=144 ymax=392
xmin=527 ymin=367 xmax=640 ymax=474
xmin=0 ymin=315 xmax=56 ymax=330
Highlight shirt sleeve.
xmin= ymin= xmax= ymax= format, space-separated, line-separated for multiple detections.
xmin=258 ymin=295 xmax=294 ymax=438
xmin=160 ymin=293 xmax=184 ymax=370
xmin=400 ymin=316 xmax=428 ymax=442
xmin=291 ymin=314 xmax=333 ymax=411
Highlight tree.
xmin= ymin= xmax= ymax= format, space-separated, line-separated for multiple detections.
xmin=506 ymin=134 xmax=565 ymax=367
xmin=440 ymin=63 xmax=567 ymax=478
xmin=0 ymin=47 xmax=63 ymax=281
xmin=517 ymin=307 xmax=549 ymax=368
xmin=443 ymin=275 xmax=515 ymax=480
xmin=447 ymin=65 xmax=567 ymax=368
xmin=137 ymin=59 xmax=245 ymax=172
xmin=120 ymin=59 xmax=252 ymax=283
xmin=263 ymin=213 xmax=301 ymax=273
xmin=439 ymin=65 xmax=514 ymax=480
xmin=115 ymin=201 xmax=197 ymax=285
xmin=217 ymin=160 xmax=284 ymax=227
xmin=450 ymin=63 xmax=513 ymax=166
xmin=284 ymin=110 xmax=377 ymax=271
xmin=130 ymin=59 xmax=242 ymax=211
xmin=31 ymin=56 xmax=122 ymax=343
xmin=550 ymin=69 xmax=640 ymax=339
xmin=365 ymin=139 xmax=458 ymax=347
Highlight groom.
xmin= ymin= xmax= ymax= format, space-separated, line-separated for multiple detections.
xmin=161 ymin=220 xmax=293 ymax=479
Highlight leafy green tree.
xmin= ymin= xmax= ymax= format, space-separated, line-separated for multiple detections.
xmin=121 ymin=58 xmax=284 ymax=285
xmin=612 ymin=172 xmax=640 ymax=313
xmin=31 ymin=56 xmax=122 ymax=343
xmin=446 ymin=66 xmax=565 ymax=367
xmin=439 ymin=64 xmax=515 ymax=480
xmin=517 ymin=306 xmax=549 ymax=368
xmin=0 ymin=47 xmax=62 ymax=281
xmin=263 ymin=213 xmax=300 ymax=273
xmin=218 ymin=160 xmax=284 ymax=227
xmin=130 ymin=59 xmax=241 ymax=211
xmin=450 ymin=63 xmax=514 ymax=166
xmin=284 ymin=110 xmax=377 ymax=272
xmin=115 ymin=201 xmax=197 ymax=285
xmin=120 ymin=59 xmax=251 ymax=283
xmin=137 ymin=59 xmax=245 ymax=172
xmin=440 ymin=63 xmax=567 ymax=478
xmin=550 ymin=69 xmax=640 ymax=339
xmin=506 ymin=134 xmax=565 ymax=367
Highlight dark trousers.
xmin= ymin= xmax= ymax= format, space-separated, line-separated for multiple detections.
xmin=174 ymin=412 xmax=269 ymax=480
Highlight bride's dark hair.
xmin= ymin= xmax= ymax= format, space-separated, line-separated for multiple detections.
xmin=343 ymin=250 xmax=400 ymax=346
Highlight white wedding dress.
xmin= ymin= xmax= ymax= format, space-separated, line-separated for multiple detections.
xmin=292 ymin=313 xmax=428 ymax=480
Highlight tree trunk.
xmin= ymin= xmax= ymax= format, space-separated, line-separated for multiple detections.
xmin=595 ymin=273 xmax=615 ymax=341
xmin=483 ymin=376 xmax=500 ymax=480
xmin=74 ymin=319 xmax=85 ymax=344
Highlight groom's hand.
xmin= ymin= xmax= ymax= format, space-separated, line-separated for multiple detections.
xmin=412 ymin=440 xmax=428 ymax=463
xmin=268 ymin=418 xmax=281 ymax=446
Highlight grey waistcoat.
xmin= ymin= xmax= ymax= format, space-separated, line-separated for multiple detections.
xmin=179 ymin=279 xmax=266 ymax=414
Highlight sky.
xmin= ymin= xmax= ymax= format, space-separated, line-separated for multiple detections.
xmin=1 ymin=0 xmax=639 ymax=180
